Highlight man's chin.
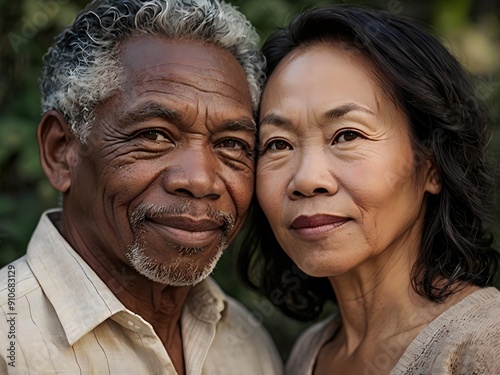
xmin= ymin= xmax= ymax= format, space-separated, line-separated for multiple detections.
xmin=126 ymin=241 xmax=225 ymax=286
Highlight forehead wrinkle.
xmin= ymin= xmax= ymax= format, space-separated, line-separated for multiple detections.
xmin=136 ymin=76 xmax=246 ymax=102
xmin=132 ymin=64 xmax=247 ymax=100
xmin=131 ymin=61 xmax=220 ymax=80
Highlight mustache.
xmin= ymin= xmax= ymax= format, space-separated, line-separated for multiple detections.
xmin=130 ymin=202 xmax=235 ymax=236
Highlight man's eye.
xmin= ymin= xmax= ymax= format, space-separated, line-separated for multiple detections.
xmin=266 ymin=140 xmax=293 ymax=151
xmin=140 ymin=130 xmax=169 ymax=142
xmin=334 ymin=131 xmax=362 ymax=144
xmin=216 ymin=139 xmax=247 ymax=150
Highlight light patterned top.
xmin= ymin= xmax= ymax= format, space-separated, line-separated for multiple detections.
xmin=0 ymin=210 xmax=283 ymax=375
xmin=287 ymin=287 xmax=500 ymax=375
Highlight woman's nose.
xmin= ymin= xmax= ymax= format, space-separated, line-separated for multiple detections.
xmin=287 ymin=150 xmax=338 ymax=199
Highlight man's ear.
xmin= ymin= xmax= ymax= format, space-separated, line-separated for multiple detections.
xmin=424 ymin=159 xmax=442 ymax=195
xmin=38 ymin=110 xmax=78 ymax=193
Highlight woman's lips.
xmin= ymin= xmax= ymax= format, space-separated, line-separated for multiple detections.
xmin=290 ymin=214 xmax=351 ymax=236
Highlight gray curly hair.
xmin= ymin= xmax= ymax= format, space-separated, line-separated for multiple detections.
xmin=40 ymin=0 xmax=265 ymax=142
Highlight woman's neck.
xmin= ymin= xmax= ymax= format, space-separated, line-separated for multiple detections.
xmin=328 ymin=249 xmax=479 ymax=356
xmin=314 ymin=249 xmax=479 ymax=375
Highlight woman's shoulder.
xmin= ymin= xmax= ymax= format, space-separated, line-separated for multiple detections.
xmin=421 ymin=286 xmax=500 ymax=345
xmin=451 ymin=286 xmax=500 ymax=328
xmin=443 ymin=287 xmax=500 ymax=350
xmin=286 ymin=314 xmax=341 ymax=375
xmin=395 ymin=287 xmax=500 ymax=374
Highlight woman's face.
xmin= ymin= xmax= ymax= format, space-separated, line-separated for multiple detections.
xmin=257 ymin=45 xmax=440 ymax=277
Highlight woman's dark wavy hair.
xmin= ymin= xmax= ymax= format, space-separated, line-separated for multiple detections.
xmin=238 ymin=5 xmax=499 ymax=322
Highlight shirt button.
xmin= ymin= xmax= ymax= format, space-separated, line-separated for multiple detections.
xmin=127 ymin=320 xmax=134 ymax=326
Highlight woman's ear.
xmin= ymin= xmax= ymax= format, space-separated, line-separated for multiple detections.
xmin=424 ymin=159 xmax=442 ymax=195
xmin=38 ymin=110 xmax=78 ymax=193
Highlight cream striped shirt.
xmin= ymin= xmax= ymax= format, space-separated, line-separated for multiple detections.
xmin=0 ymin=210 xmax=283 ymax=374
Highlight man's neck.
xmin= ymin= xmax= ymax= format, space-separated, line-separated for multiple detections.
xmin=78 ymin=243 xmax=191 ymax=375
xmin=54 ymin=213 xmax=191 ymax=373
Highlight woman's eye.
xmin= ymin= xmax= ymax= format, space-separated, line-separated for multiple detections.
xmin=334 ymin=131 xmax=361 ymax=144
xmin=266 ymin=140 xmax=292 ymax=151
xmin=140 ymin=130 xmax=169 ymax=142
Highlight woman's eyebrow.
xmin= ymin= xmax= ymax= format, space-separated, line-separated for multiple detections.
xmin=260 ymin=103 xmax=375 ymax=128
xmin=259 ymin=113 xmax=291 ymax=127
xmin=324 ymin=103 xmax=375 ymax=119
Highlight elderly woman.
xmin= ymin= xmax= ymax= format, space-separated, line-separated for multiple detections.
xmin=240 ymin=5 xmax=500 ymax=375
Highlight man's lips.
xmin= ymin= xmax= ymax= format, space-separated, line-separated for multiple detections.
xmin=290 ymin=215 xmax=351 ymax=230
xmin=145 ymin=216 xmax=223 ymax=247
xmin=149 ymin=216 xmax=222 ymax=231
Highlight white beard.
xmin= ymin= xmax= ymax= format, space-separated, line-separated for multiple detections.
xmin=126 ymin=237 xmax=226 ymax=286
xmin=126 ymin=202 xmax=234 ymax=286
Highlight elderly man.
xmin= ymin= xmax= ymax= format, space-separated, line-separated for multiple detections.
xmin=0 ymin=0 xmax=282 ymax=374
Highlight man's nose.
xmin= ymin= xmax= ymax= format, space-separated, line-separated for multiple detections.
xmin=286 ymin=149 xmax=338 ymax=199
xmin=163 ymin=148 xmax=224 ymax=199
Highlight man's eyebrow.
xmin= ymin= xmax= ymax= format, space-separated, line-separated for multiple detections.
xmin=118 ymin=102 xmax=181 ymax=126
xmin=222 ymin=119 xmax=257 ymax=134
xmin=324 ymin=103 xmax=375 ymax=119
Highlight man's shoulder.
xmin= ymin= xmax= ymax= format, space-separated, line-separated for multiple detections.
xmin=220 ymin=293 xmax=276 ymax=335
xmin=223 ymin=294 xmax=262 ymax=321
xmin=0 ymin=256 xmax=41 ymax=306
xmin=222 ymin=293 xmax=282 ymax=354
xmin=212 ymin=292 xmax=284 ymax=374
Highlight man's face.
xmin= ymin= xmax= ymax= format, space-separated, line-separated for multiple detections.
xmin=64 ymin=37 xmax=255 ymax=286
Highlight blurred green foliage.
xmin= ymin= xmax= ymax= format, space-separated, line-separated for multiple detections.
xmin=1 ymin=0 xmax=499 ymax=360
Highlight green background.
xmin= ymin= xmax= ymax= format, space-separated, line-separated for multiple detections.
xmin=1 ymin=0 xmax=499 ymax=360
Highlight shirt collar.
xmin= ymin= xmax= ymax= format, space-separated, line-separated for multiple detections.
xmin=185 ymin=276 xmax=227 ymax=323
xmin=27 ymin=209 xmax=228 ymax=344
